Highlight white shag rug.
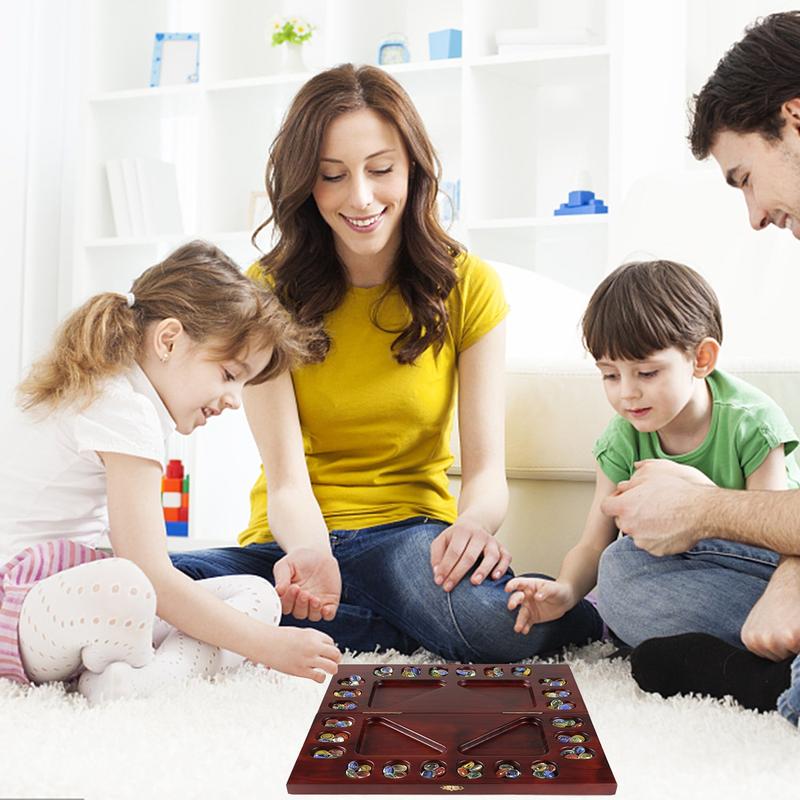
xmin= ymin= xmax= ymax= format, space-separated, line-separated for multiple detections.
xmin=0 ymin=643 xmax=796 ymax=800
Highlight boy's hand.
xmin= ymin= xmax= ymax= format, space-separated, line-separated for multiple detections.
xmin=625 ymin=459 xmax=715 ymax=488
xmin=263 ymin=627 xmax=341 ymax=683
xmin=505 ymin=577 xmax=576 ymax=634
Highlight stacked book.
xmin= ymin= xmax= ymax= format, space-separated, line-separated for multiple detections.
xmin=105 ymin=157 xmax=184 ymax=238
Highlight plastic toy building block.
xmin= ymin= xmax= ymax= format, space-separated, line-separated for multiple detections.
xmin=567 ymin=190 xmax=595 ymax=206
xmin=166 ymin=521 xmax=188 ymax=537
xmin=554 ymin=189 xmax=608 ymax=216
xmin=162 ymin=477 xmax=182 ymax=492
xmin=162 ymin=459 xmax=189 ymax=531
xmin=162 ymin=491 xmax=182 ymax=508
xmin=429 ymin=28 xmax=462 ymax=59
xmin=166 ymin=459 xmax=184 ymax=479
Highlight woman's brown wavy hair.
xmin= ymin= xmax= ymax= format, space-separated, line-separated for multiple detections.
xmin=252 ymin=63 xmax=463 ymax=364
xmin=18 ymin=240 xmax=309 ymax=411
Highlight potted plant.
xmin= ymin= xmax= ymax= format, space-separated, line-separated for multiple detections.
xmin=271 ymin=16 xmax=314 ymax=73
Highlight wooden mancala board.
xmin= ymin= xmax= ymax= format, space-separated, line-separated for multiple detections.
xmin=287 ymin=662 xmax=616 ymax=794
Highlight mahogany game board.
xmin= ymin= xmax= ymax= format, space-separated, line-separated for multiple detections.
xmin=287 ymin=663 xmax=616 ymax=794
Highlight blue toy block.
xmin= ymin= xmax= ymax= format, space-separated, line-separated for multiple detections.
xmin=554 ymin=189 xmax=608 ymax=216
xmin=428 ymin=29 xmax=462 ymax=60
xmin=568 ymin=190 xmax=595 ymax=206
xmin=166 ymin=521 xmax=189 ymax=537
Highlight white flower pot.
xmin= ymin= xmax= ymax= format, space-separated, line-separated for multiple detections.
xmin=280 ymin=43 xmax=306 ymax=74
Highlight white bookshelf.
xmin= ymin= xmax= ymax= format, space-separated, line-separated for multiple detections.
xmin=71 ymin=0 xmax=628 ymax=541
xmin=73 ymin=0 xmax=615 ymax=288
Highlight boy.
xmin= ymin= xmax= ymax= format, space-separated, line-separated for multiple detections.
xmin=506 ymin=260 xmax=800 ymax=640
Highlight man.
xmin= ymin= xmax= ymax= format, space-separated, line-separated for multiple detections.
xmin=597 ymin=11 xmax=800 ymax=728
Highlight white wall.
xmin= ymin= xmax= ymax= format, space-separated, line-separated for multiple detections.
xmin=609 ymin=2 xmax=800 ymax=364
xmin=0 ymin=2 xmax=31 ymax=416
xmin=0 ymin=0 xmax=80 ymax=420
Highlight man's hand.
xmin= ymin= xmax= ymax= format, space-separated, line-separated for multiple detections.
xmin=601 ymin=460 xmax=710 ymax=556
xmin=741 ymin=558 xmax=800 ymax=660
xmin=273 ymin=547 xmax=341 ymax=621
xmin=430 ymin=519 xmax=511 ymax=592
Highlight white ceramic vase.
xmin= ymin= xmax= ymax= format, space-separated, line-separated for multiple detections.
xmin=280 ymin=43 xmax=306 ymax=73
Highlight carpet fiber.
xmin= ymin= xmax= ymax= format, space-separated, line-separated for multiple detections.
xmin=0 ymin=643 xmax=796 ymax=799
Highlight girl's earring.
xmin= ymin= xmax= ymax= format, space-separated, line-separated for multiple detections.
xmin=160 ymin=353 xmax=169 ymax=364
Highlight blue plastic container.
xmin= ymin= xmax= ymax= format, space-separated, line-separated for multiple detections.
xmin=428 ymin=28 xmax=462 ymax=60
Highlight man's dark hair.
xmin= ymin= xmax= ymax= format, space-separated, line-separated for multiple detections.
xmin=582 ymin=260 xmax=723 ymax=362
xmin=689 ymin=11 xmax=800 ymax=159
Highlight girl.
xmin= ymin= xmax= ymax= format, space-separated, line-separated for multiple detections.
xmin=172 ymin=65 xmax=603 ymax=661
xmin=0 ymin=240 xmax=340 ymax=703
xmin=505 ymin=260 xmax=798 ymax=643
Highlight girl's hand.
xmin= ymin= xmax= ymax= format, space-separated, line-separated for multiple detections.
xmin=430 ymin=519 xmax=511 ymax=592
xmin=263 ymin=626 xmax=341 ymax=683
xmin=505 ymin=577 xmax=576 ymax=634
xmin=273 ymin=548 xmax=342 ymax=622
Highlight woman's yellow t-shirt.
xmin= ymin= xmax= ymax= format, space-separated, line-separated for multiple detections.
xmin=239 ymin=253 xmax=508 ymax=545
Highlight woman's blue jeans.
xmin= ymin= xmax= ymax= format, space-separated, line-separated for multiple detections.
xmin=597 ymin=534 xmax=799 ymax=726
xmin=170 ymin=517 xmax=603 ymax=663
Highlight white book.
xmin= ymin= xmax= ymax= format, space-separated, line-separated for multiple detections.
xmin=121 ymin=158 xmax=146 ymax=237
xmin=105 ymin=159 xmax=133 ymax=237
xmin=135 ymin=157 xmax=184 ymax=236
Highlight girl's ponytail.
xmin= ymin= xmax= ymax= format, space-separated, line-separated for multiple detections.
xmin=18 ymin=293 xmax=143 ymax=411
xmin=18 ymin=239 xmax=309 ymax=412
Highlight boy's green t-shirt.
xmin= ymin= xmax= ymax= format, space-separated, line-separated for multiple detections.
xmin=593 ymin=369 xmax=800 ymax=489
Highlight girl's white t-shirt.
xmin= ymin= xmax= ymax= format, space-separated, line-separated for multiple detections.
xmin=0 ymin=364 xmax=175 ymax=565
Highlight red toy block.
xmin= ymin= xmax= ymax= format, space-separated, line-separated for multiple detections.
xmin=178 ymin=506 xmax=189 ymax=522
xmin=164 ymin=507 xmax=180 ymax=522
xmin=166 ymin=459 xmax=184 ymax=479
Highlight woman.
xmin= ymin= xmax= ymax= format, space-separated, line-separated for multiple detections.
xmin=172 ymin=64 xmax=602 ymax=661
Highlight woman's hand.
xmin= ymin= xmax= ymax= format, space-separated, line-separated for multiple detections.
xmin=505 ymin=577 xmax=577 ymax=633
xmin=430 ymin=519 xmax=511 ymax=592
xmin=261 ymin=626 xmax=341 ymax=682
xmin=273 ymin=548 xmax=342 ymax=621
